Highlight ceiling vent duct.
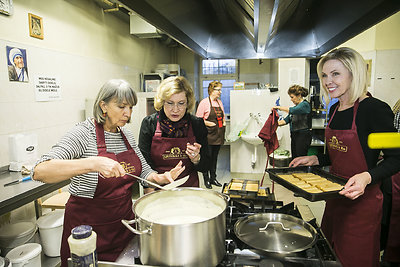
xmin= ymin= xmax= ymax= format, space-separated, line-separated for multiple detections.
xmin=130 ymin=13 xmax=163 ymax=38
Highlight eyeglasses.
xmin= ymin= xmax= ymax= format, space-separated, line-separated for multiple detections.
xmin=164 ymin=101 xmax=187 ymax=110
xmin=214 ymin=89 xmax=221 ymax=91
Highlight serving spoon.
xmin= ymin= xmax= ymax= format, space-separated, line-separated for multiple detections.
xmin=100 ymin=173 xmax=189 ymax=190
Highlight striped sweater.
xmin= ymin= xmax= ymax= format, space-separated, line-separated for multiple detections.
xmin=34 ymin=118 xmax=154 ymax=198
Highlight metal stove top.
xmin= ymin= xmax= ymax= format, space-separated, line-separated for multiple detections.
xmin=218 ymin=195 xmax=342 ymax=267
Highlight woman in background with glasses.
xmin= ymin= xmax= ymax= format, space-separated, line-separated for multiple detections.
xmin=139 ymin=76 xmax=210 ymax=193
xmin=196 ymin=81 xmax=226 ymax=189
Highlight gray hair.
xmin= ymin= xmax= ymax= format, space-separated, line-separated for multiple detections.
xmin=93 ymin=79 xmax=137 ymax=124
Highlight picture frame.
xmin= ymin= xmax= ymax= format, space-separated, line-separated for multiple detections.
xmin=0 ymin=0 xmax=13 ymax=15
xmin=28 ymin=13 xmax=43 ymax=39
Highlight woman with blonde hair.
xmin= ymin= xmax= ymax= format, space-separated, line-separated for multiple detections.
xmin=196 ymin=81 xmax=226 ymax=188
xmin=139 ymin=76 xmax=210 ymax=191
xmin=290 ymin=47 xmax=400 ymax=267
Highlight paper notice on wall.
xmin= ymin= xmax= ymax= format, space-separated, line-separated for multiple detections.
xmin=289 ymin=68 xmax=299 ymax=85
xmin=34 ymin=75 xmax=62 ymax=101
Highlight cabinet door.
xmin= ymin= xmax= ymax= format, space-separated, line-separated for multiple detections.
xmin=374 ymin=50 xmax=400 ymax=108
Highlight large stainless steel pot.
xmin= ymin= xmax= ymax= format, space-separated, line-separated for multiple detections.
xmin=122 ymin=188 xmax=228 ymax=267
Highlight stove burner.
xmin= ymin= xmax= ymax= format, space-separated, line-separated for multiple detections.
xmin=219 ymin=190 xmax=341 ymax=267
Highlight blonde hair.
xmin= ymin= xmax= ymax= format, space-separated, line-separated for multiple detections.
xmin=208 ymin=81 xmax=222 ymax=95
xmin=317 ymin=47 xmax=367 ymax=106
xmin=154 ymin=76 xmax=195 ymax=112
xmin=93 ymin=79 xmax=137 ymax=124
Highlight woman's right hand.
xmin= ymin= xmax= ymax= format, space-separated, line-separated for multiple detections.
xmin=95 ymin=156 xmax=126 ymax=178
xmin=289 ymin=155 xmax=319 ymax=167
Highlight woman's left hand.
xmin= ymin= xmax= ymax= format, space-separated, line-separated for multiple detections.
xmin=150 ymin=161 xmax=186 ymax=185
xmin=339 ymin=172 xmax=371 ymax=200
xmin=186 ymin=142 xmax=201 ymax=162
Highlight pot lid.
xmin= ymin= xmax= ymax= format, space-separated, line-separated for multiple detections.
xmin=234 ymin=213 xmax=317 ymax=254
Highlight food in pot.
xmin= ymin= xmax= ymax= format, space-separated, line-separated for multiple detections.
xmin=139 ymin=195 xmax=225 ymax=224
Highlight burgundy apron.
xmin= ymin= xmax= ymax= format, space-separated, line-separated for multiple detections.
xmin=383 ymin=172 xmax=400 ymax=262
xmin=150 ymin=119 xmax=199 ymax=187
xmin=206 ymin=97 xmax=225 ymax=145
xmin=323 ymin=100 xmax=383 ymax=267
xmin=60 ymin=122 xmax=142 ymax=267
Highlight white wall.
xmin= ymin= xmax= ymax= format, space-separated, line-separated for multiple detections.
xmin=0 ymin=0 xmax=172 ymax=167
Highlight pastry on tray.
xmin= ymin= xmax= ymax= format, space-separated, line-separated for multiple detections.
xmin=245 ymin=183 xmax=259 ymax=192
xmin=230 ymin=182 xmax=243 ymax=190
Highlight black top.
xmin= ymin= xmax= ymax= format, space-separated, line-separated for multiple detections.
xmin=139 ymin=112 xmax=210 ymax=173
xmin=318 ymin=97 xmax=400 ymax=184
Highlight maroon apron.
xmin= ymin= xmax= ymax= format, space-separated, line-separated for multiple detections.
xmin=60 ymin=122 xmax=142 ymax=267
xmin=323 ymin=100 xmax=383 ymax=267
xmin=383 ymin=172 xmax=400 ymax=262
xmin=206 ymin=97 xmax=225 ymax=145
xmin=150 ymin=119 xmax=199 ymax=187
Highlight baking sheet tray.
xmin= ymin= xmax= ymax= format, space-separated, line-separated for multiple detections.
xmin=267 ymin=166 xmax=347 ymax=202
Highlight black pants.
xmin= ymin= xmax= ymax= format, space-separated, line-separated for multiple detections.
xmin=203 ymin=144 xmax=221 ymax=179
xmin=290 ymin=130 xmax=312 ymax=159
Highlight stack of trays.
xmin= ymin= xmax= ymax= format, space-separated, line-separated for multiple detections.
xmin=267 ymin=166 xmax=346 ymax=201
xmin=222 ymin=179 xmax=269 ymax=199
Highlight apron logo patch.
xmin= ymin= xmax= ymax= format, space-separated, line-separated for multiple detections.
xmin=120 ymin=161 xmax=136 ymax=174
xmin=162 ymin=147 xmax=188 ymax=160
xmin=328 ymin=136 xmax=348 ymax=152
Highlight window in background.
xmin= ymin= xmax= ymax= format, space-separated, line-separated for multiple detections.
xmin=202 ymin=59 xmax=236 ymax=75
xmin=200 ymin=59 xmax=237 ymax=116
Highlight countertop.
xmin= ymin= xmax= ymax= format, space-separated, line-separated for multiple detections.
xmin=0 ymin=166 xmax=70 ymax=216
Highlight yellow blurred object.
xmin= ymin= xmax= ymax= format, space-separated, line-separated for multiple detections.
xmin=368 ymin=132 xmax=400 ymax=149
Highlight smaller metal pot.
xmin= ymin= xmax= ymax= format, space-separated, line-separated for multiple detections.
xmin=269 ymin=154 xmax=291 ymax=167
xmin=234 ymin=213 xmax=317 ymax=254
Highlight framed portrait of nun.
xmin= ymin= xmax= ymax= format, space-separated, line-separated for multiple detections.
xmin=6 ymin=46 xmax=29 ymax=82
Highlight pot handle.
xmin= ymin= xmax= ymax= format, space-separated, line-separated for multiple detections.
xmin=121 ymin=219 xmax=151 ymax=235
xmin=221 ymin=193 xmax=230 ymax=202
xmin=259 ymin=221 xmax=291 ymax=231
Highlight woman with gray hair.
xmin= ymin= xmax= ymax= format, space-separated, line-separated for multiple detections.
xmin=290 ymin=47 xmax=400 ymax=267
xmin=139 ymin=76 xmax=210 ymax=192
xmin=33 ymin=79 xmax=184 ymax=266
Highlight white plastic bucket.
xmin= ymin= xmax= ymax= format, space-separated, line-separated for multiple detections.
xmin=6 ymin=243 xmax=42 ymax=267
xmin=36 ymin=210 xmax=64 ymax=257
xmin=0 ymin=222 xmax=37 ymax=256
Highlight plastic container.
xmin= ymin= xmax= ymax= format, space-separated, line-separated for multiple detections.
xmin=68 ymin=225 xmax=97 ymax=267
xmin=37 ymin=210 xmax=64 ymax=257
xmin=6 ymin=243 xmax=42 ymax=267
xmin=0 ymin=222 xmax=37 ymax=256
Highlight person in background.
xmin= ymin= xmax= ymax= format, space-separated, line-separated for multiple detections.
xmin=8 ymin=47 xmax=29 ymax=82
xmin=272 ymin=84 xmax=312 ymax=158
xmin=290 ymin=47 xmax=400 ymax=267
xmin=381 ymin=98 xmax=400 ymax=267
xmin=33 ymin=79 xmax=185 ymax=267
xmin=196 ymin=81 xmax=226 ymax=188
xmin=139 ymin=76 xmax=210 ymax=192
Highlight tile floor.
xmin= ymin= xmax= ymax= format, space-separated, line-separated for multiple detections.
xmin=200 ymin=145 xmax=326 ymax=225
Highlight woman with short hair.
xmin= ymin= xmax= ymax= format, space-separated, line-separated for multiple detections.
xmin=196 ymin=81 xmax=226 ymax=188
xmin=33 ymin=79 xmax=184 ymax=266
xmin=139 ymin=76 xmax=210 ymax=192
